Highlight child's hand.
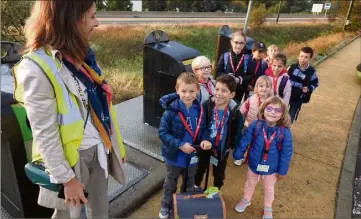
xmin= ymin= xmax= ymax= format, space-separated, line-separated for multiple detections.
xmin=302 ymin=87 xmax=308 ymax=93
xmin=200 ymin=140 xmax=212 ymax=150
xmin=179 ymin=143 xmax=196 ymax=154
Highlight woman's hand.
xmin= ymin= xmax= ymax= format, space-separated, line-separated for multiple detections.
xmin=64 ymin=178 xmax=88 ymax=206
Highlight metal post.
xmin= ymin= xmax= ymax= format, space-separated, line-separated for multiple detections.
xmin=344 ymin=0 xmax=354 ymax=31
xmin=324 ymin=8 xmax=328 ymax=18
xmin=276 ymin=0 xmax=282 ymax=24
xmin=243 ymin=0 xmax=253 ymax=34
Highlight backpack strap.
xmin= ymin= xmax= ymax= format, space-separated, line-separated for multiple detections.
xmin=277 ymin=127 xmax=284 ymax=150
xmin=278 ymin=76 xmax=289 ymax=98
xmin=223 ymin=52 xmax=229 ymax=72
xmin=243 ymin=54 xmax=250 ymax=73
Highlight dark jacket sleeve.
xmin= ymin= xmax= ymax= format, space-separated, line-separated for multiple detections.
xmin=278 ymin=128 xmax=293 ymax=175
xmin=216 ymin=53 xmax=227 ymax=76
xmin=158 ymin=110 xmax=183 ymax=149
xmin=309 ymin=70 xmax=319 ymax=92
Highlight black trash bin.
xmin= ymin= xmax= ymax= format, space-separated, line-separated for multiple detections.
xmin=212 ymin=25 xmax=256 ymax=78
xmin=143 ymin=30 xmax=201 ymax=128
xmin=1 ymin=41 xmax=53 ymax=218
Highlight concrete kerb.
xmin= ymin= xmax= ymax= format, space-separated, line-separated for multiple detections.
xmin=109 ymin=145 xmax=166 ymax=218
xmin=335 ymin=96 xmax=361 ymax=219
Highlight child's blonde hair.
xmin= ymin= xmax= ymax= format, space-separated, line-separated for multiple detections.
xmin=191 ymin=56 xmax=211 ymax=72
xmin=267 ymin=44 xmax=279 ymax=51
xmin=176 ymin=72 xmax=200 ymax=90
xmin=254 ymin=76 xmax=273 ymax=96
xmin=257 ymin=96 xmax=291 ymax=128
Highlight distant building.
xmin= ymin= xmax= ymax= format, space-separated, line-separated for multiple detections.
xmin=131 ymin=0 xmax=142 ymax=12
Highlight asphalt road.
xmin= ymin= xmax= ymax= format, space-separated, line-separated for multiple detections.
xmin=97 ymin=16 xmax=327 ymax=24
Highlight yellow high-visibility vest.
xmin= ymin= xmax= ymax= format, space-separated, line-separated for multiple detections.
xmin=12 ymin=49 xmax=125 ymax=167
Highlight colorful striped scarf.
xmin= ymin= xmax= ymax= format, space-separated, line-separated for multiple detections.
xmin=63 ymin=49 xmax=113 ymax=150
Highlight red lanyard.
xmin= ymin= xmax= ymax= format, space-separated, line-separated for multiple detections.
xmin=272 ymin=76 xmax=279 ymax=94
xmin=251 ymin=61 xmax=261 ymax=85
xmin=229 ymin=52 xmax=244 ymax=74
xmin=178 ymin=106 xmax=203 ymax=143
xmin=213 ymin=105 xmax=228 ymax=146
xmin=262 ymin=127 xmax=277 ymax=161
xmin=257 ymin=95 xmax=261 ymax=107
xmin=199 ymin=79 xmax=213 ymax=96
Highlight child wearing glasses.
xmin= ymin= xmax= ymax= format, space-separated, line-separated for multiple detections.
xmin=192 ymin=56 xmax=215 ymax=104
xmin=233 ymin=76 xmax=274 ymax=166
xmin=233 ymin=96 xmax=293 ymax=219
xmin=216 ymin=30 xmax=252 ymax=103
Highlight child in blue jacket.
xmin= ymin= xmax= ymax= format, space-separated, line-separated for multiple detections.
xmin=233 ymin=96 xmax=293 ymax=219
xmin=158 ymin=72 xmax=212 ymax=219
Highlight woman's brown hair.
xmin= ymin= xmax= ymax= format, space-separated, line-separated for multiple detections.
xmin=24 ymin=0 xmax=95 ymax=65
xmin=257 ymin=96 xmax=291 ymax=128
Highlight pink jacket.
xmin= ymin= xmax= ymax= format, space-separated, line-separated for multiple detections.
xmin=240 ymin=94 xmax=269 ymax=127
xmin=265 ymin=68 xmax=292 ymax=106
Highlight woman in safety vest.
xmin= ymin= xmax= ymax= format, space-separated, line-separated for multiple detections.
xmin=13 ymin=1 xmax=126 ymax=218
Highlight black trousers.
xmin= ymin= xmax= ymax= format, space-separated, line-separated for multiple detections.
xmin=194 ymin=150 xmax=229 ymax=189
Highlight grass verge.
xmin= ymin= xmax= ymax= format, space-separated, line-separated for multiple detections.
xmin=91 ymin=23 xmax=355 ymax=103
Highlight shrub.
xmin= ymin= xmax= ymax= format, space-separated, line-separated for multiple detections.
xmin=249 ymin=4 xmax=267 ymax=28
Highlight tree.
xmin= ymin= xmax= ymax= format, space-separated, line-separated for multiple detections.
xmin=200 ymin=0 xmax=217 ymax=12
xmin=1 ymin=0 xmax=33 ymax=42
xmin=146 ymin=0 xmax=167 ymax=11
xmin=97 ymin=0 xmax=133 ymax=11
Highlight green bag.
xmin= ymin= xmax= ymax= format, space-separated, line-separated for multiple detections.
xmin=24 ymin=162 xmax=60 ymax=192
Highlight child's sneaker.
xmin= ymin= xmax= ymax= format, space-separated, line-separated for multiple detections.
xmin=159 ymin=208 xmax=169 ymax=219
xmin=234 ymin=198 xmax=251 ymax=212
xmin=234 ymin=159 xmax=243 ymax=166
xmin=263 ymin=207 xmax=273 ymax=219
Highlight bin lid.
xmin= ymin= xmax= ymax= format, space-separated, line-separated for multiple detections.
xmin=149 ymin=41 xmax=200 ymax=62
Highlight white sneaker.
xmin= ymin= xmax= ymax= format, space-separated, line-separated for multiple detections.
xmin=159 ymin=208 xmax=169 ymax=219
xmin=234 ymin=159 xmax=243 ymax=166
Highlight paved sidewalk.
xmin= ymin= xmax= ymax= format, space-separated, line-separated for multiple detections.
xmin=128 ymin=38 xmax=361 ymax=218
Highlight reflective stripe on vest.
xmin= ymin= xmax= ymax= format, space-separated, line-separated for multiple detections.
xmin=13 ymin=50 xmax=84 ymax=166
xmin=13 ymin=48 xmax=126 ymax=167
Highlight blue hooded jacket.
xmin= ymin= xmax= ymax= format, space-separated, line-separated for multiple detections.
xmin=233 ymin=120 xmax=293 ymax=175
xmin=158 ymin=93 xmax=211 ymax=167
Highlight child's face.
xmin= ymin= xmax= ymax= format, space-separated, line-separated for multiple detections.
xmin=176 ymin=82 xmax=199 ymax=106
xmin=231 ymin=35 xmax=246 ymax=55
xmin=257 ymin=80 xmax=272 ymax=97
xmin=253 ymin=50 xmax=267 ymax=60
xmin=194 ymin=61 xmax=212 ymax=81
xmin=298 ymin=51 xmax=311 ymax=67
xmin=267 ymin=47 xmax=279 ymax=59
xmin=214 ymin=82 xmax=235 ymax=107
xmin=264 ymin=103 xmax=283 ymax=124
xmin=271 ymin=59 xmax=285 ymax=76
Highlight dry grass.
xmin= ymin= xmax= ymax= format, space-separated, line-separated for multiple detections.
xmin=91 ymin=23 xmax=354 ymax=103
xmin=283 ymin=32 xmax=358 ymax=64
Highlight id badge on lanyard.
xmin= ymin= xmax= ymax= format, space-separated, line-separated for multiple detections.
xmin=256 ymin=127 xmax=276 ymax=173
